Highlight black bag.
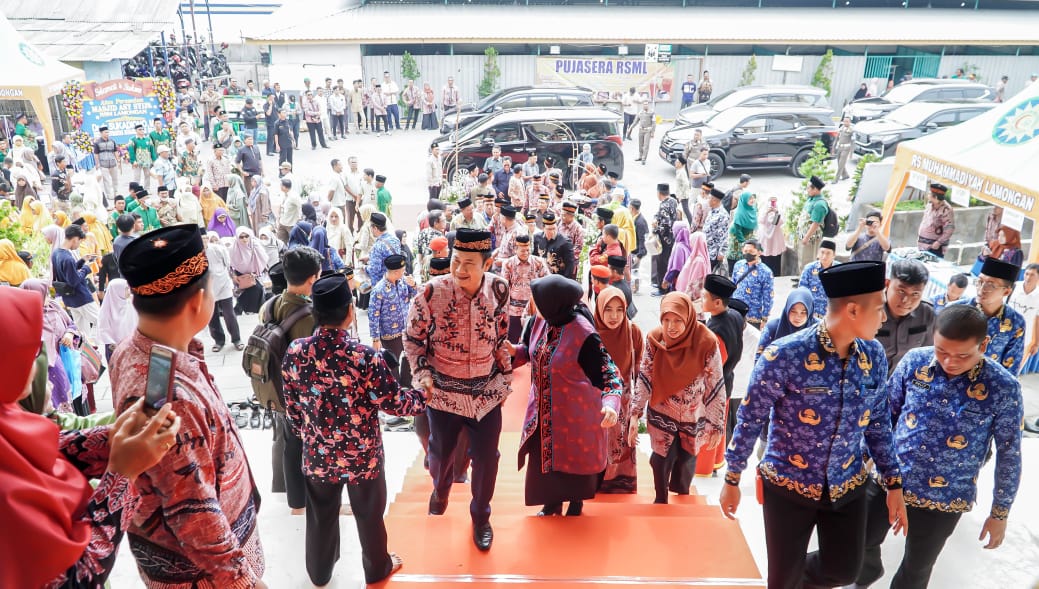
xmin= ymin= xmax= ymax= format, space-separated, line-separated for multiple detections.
xmin=52 ymin=281 xmax=75 ymax=297
xmin=821 ymin=202 xmax=840 ymax=238
xmin=241 ymin=295 xmax=312 ymax=412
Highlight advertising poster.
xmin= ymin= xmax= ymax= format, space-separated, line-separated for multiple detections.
xmin=80 ymin=79 xmax=163 ymax=145
xmin=535 ymin=57 xmax=675 ymax=103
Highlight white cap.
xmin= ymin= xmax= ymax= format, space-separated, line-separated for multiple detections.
xmin=157 ymin=145 xmax=170 ymax=153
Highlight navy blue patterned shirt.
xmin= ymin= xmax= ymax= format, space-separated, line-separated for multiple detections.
xmin=731 ymin=260 xmax=775 ymax=323
xmin=951 ymin=297 xmax=1026 ymax=374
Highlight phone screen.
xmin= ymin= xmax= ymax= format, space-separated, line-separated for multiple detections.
xmin=145 ymin=346 xmax=175 ymax=410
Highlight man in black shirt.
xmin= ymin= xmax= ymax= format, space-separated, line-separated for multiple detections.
xmin=240 ymin=97 xmax=259 ymax=138
xmin=274 ymin=110 xmax=295 ymax=166
xmin=235 ymin=134 xmax=264 ymax=195
xmin=50 ymin=155 xmax=72 ymax=208
xmin=702 ymin=274 xmax=745 ymax=442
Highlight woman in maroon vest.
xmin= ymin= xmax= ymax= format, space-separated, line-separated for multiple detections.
xmin=513 ymin=275 xmax=623 ymax=516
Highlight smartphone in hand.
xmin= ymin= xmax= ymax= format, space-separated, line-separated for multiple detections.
xmin=145 ymin=345 xmax=176 ymax=410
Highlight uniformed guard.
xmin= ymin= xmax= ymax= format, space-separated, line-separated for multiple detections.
xmin=721 ymin=260 xmax=906 ymax=589
xmin=634 ymin=100 xmax=655 ymax=165
xmin=850 ymin=305 xmax=1023 ymax=589
xmin=835 ymin=117 xmax=854 ymax=183
xmin=876 ymin=258 xmax=935 ymax=370
xmin=952 ymin=257 xmax=1025 ymax=374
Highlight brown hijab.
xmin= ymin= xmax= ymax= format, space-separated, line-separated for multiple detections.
xmin=646 ymin=292 xmax=717 ymax=404
xmin=594 ymin=286 xmax=643 ymax=386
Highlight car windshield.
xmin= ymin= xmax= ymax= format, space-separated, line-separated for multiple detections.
xmin=702 ymin=88 xmax=742 ymax=110
xmin=885 ymin=104 xmax=933 ymax=127
xmin=701 ymin=108 xmax=753 ymax=133
xmin=475 ymin=90 xmax=507 ymax=111
xmin=878 ymin=84 xmax=928 ymax=104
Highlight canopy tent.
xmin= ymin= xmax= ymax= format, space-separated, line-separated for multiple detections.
xmin=0 ymin=12 xmax=85 ymax=149
xmin=880 ymin=81 xmax=1039 ymax=263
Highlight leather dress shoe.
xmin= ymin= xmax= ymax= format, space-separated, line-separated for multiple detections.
xmin=473 ymin=522 xmax=493 ymax=551
xmin=537 ymin=503 xmax=562 ymax=516
xmin=428 ymin=490 xmax=448 ymax=515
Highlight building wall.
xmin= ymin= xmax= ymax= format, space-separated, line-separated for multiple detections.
xmin=939 ymin=54 xmax=1039 ymax=94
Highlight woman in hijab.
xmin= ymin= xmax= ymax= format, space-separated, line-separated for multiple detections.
xmin=53 ymin=210 xmax=71 ymax=228
xmin=513 ymin=275 xmax=623 ymax=517
xmin=0 ymin=286 xmax=179 ymax=589
xmin=301 ymin=202 xmax=319 ymax=225
xmin=594 ymin=286 xmax=644 ymax=494
xmin=421 ymin=82 xmax=437 ymax=130
xmin=980 ymin=226 xmax=1024 ymax=268
xmin=198 ymin=182 xmax=227 ymax=225
xmin=207 ymin=207 xmax=238 ymax=239
xmin=175 ymin=178 xmax=204 ymax=227
xmin=205 ymin=232 xmax=244 ymax=351
xmin=82 ymin=213 xmax=113 ymax=255
xmin=325 ymin=208 xmax=354 ymax=266
xmin=97 ymin=278 xmax=138 ymax=361
xmin=662 ymin=220 xmax=690 ymax=292
xmin=287 ymin=220 xmax=314 ymax=250
xmin=21 ymin=279 xmax=80 ymax=412
xmin=230 ymin=227 xmax=269 ymax=314
xmin=355 ymin=204 xmax=378 ymax=263
xmin=0 ymin=239 xmax=31 ymax=286
xmin=726 ymin=190 xmax=758 ymax=273
xmin=758 ymin=195 xmax=785 ymax=276
xmin=309 ymin=225 xmax=346 ymax=272
xmin=18 ymin=147 xmax=43 ymax=191
xmin=248 ymin=177 xmax=273 ymax=232
xmin=225 ymin=172 xmax=251 ymax=231
xmin=853 ymin=82 xmax=869 ymax=101
xmin=631 ymin=292 xmax=725 ymax=504
xmin=257 ymin=225 xmax=283 ymax=269
xmin=43 ymin=224 xmax=64 ymax=253
xmin=11 ymin=168 xmax=37 ymax=208
xmin=756 ymin=287 xmax=816 ymax=361
xmin=610 ymin=205 xmax=637 ymax=255
xmin=395 ymin=229 xmax=415 ymax=275
xmin=675 ymin=231 xmax=711 ymax=301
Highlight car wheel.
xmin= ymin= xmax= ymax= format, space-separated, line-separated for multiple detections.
xmin=708 ymin=152 xmax=725 ymax=180
xmin=791 ymin=150 xmax=812 ymax=177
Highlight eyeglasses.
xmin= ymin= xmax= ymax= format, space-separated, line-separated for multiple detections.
xmin=975 ymin=279 xmax=1007 ymax=292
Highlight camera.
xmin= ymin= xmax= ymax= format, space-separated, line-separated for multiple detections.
xmin=865 ymin=219 xmax=875 ymax=227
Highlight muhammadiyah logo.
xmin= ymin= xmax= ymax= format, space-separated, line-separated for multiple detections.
xmin=992 ymin=96 xmax=1039 ymax=145
xmin=19 ymin=42 xmax=44 ymax=66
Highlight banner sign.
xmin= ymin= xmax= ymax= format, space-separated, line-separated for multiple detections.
xmin=536 ymin=57 xmax=675 ymax=103
xmin=908 ymin=152 xmax=1037 ymax=214
xmin=80 ymin=79 xmax=163 ymax=145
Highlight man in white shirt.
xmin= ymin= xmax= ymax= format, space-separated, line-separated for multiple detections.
xmin=442 ymin=77 xmax=460 ymax=114
xmin=315 ymin=88 xmax=332 ymax=139
xmin=427 ymin=143 xmax=443 ymax=200
xmin=382 ymin=71 xmax=401 ymax=132
xmin=329 ymin=88 xmax=348 ymax=140
xmin=175 ymin=121 xmax=202 ymax=155
xmin=327 ymin=158 xmax=349 ymax=216
xmin=622 ymin=87 xmax=641 ymax=140
xmin=344 ymin=156 xmax=365 ymax=232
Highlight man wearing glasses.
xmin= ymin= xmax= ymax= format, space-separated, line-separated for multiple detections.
xmin=876 ymin=258 xmax=935 ymax=370
xmin=951 ymin=257 xmax=1026 ymax=375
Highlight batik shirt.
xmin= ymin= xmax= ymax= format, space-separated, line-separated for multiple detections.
xmin=889 ymin=348 xmax=1022 ymax=519
xmin=725 ymin=322 xmax=903 ymax=507
xmin=127 ymin=136 xmax=155 ymax=166
xmin=951 ymin=297 xmax=1026 ymax=374
xmin=560 ymin=218 xmax=585 ymax=252
xmin=368 ymin=278 xmax=416 ymax=340
xmin=282 ymin=327 xmax=427 ymax=484
xmin=798 ymin=260 xmax=832 ymax=319
xmin=501 ymin=254 xmax=550 ymax=317
xmin=110 ymin=333 xmax=264 ymax=588
xmin=653 ymin=196 xmax=679 ymax=247
xmin=495 ymin=222 xmax=526 ymax=263
xmin=931 ymin=293 xmax=957 ymax=313
xmin=703 ymin=206 xmax=729 ymax=260
xmin=366 ymin=232 xmax=402 ymax=286
xmin=178 ymin=149 xmax=201 ymax=179
xmin=731 ymin=260 xmax=775 ymax=323
xmin=405 ymin=274 xmax=512 ymax=420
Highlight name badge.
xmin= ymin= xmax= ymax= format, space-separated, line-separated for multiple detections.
xmin=803 ymin=387 xmax=830 ymax=395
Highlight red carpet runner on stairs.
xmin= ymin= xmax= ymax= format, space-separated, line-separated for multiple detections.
xmin=372 ymin=365 xmax=764 ymax=588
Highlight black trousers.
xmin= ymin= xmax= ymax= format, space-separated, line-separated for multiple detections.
xmin=381 ymin=336 xmax=406 ymax=382
xmin=428 ymin=185 xmax=441 ymax=201
xmin=415 ymin=413 xmax=471 ymax=478
xmin=279 ymin=145 xmax=293 ymax=165
xmin=428 ymin=405 xmax=502 ymax=525
xmin=405 ymin=105 xmax=420 ymax=129
xmin=304 ymin=472 xmax=392 ymax=586
xmin=762 ymin=481 xmax=868 ymax=589
xmin=623 ymin=112 xmax=635 ymax=138
xmin=208 ymin=297 xmax=241 ymax=346
xmin=855 ymin=479 xmax=962 ymax=589
xmin=265 ymin=122 xmax=278 ymax=154
xmin=272 ymin=412 xmax=306 ymax=509
xmin=331 ymin=114 xmax=347 ymax=137
xmin=507 ymin=315 xmax=524 ymax=344
xmin=651 ymin=241 xmax=674 ymax=287
xmin=308 ymin=122 xmax=328 ymax=148
xmin=648 ymin=438 xmax=696 ymax=503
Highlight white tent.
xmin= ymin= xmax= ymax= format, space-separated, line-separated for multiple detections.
xmin=881 ymin=82 xmax=1039 ymax=262
xmin=0 ymin=12 xmax=85 ymax=147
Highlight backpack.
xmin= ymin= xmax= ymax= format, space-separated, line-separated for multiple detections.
xmin=821 ymin=200 xmax=839 ymax=238
xmin=241 ymin=295 xmax=312 ymax=412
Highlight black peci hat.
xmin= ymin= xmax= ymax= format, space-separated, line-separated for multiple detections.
xmin=809 ymin=176 xmax=826 ymax=190
xmin=704 ymin=274 xmax=737 ymax=299
xmin=453 ymin=228 xmax=493 ymax=253
xmin=120 ymin=224 xmax=208 ymax=297
xmin=541 ymin=211 xmax=557 ymax=225
xmin=429 ymin=257 xmax=451 ymax=276
xmin=979 ymin=257 xmax=1019 ymax=282
xmin=370 ymin=212 xmax=387 ymax=229
xmin=312 ymin=275 xmax=352 ymax=310
xmin=657 ymin=183 xmax=670 ymax=193
xmin=501 ymin=206 xmax=518 ymax=219
xmin=819 ymin=261 xmax=886 ymax=298
xmin=607 ymin=255 xmax=627 ymax=271
xmin=383 ymin=254 xmax=405 ymax=270
xmin=596 ymin=207 xmax=614 ymax=222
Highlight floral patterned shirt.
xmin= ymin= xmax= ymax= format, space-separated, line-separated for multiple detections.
xmin=282 ymin=328 xmax=427 ymax=483
xmin=951 ymin=297 xmax=1026 ymax=374
xmin=798 ymin=260 xmax=832 ymax=320
xmin=368 ymin=278 xmax=416 ymax=340
xmin=501 ymin=255 xmax=550 ymax=317
xmin=703 ymin=206 xmax=729 ymax=260
xmin=731 ymin=260 xmax=775 ymax=323
xmin=653 ymin=196 xmax=679 ymax=247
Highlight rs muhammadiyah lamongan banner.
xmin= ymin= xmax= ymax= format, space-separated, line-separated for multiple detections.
xmin=535 ymin=57 xmax=675 ymax=103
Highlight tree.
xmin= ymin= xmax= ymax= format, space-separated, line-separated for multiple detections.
xmin=739 ymin=55 xmax=758 ymax=87
xmin=478 ymin=46 xmax=501 ymax=99
xmin=784 ymin=140 xmax=837 ymax=238
xmin=812 ymin=49 xmax=834 ymax=97
xmin=400 ymin=51 xmax=421 ymax=83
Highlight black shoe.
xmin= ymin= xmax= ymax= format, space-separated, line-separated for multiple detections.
xmin=428 ymin=490 xmax=448 ymax=515
xmin=262 ymin=409 xmax=273 ymax=430
xmin=565 ymin=500 xmax=584 ymax=516
xmin=537 ymin=503 xmax=563 ymax=517
xmin=249 ymin=407 xmax=261 ymax=429
xmin=473 ymin=522 xmax=493 ymax=551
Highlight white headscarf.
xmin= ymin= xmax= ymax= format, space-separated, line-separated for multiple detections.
xmin=98 ymin=279 xmax=138 ymax=345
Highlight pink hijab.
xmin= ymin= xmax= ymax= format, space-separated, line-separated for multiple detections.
xmin=676 ymin=231 xmax=711 ymax=298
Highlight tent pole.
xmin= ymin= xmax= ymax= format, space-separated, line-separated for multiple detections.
xmin=880 ymin=172 xmax=909 ymax=238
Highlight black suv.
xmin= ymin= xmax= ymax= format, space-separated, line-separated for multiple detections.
xmin=437 ymin=107 xmax=624 ymax=188
xmin=853 ymin=100 xmax=995 ymax=157
xmin=440 ymin=86 xmax=595 ymax=134
xmin=676 ymin=85 xmax=830 ymax=127
xmin=843 ymin=79 xmax=994 ymax=123
xmin=659 ymin=106 xmax=837 ymax=179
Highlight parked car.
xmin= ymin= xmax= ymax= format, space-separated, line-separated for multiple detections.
xmin=675 ymin=85 xmax=830 ymax=127
xmin=853 ymin=100 xmax=996 ymax=157
xmin=440 ymin=86 xmax=595 ymax=134
xmin=659 ymin=106 xmax=838 ymax=179
xmin=843 ymin=79 xmax=994 ymax=123
xmin=437 ymin=107 xmax=624 ymax=188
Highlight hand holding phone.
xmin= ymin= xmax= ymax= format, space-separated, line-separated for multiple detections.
xmin=145 ymin=345 xmax=177 ymax=411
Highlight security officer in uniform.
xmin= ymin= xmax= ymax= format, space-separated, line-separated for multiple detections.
xmin=634 ymin=100 xmax=655 ymax=165
xmin=849 ymin=305 xmax=1022 ymax=589
xmin=876 ymin=258 xmax=935 ymax=370
xmin=835 ymin=117 xmax=854 ymax=183
xmin=951 ymin=257 xmax=1026 ymax=374
xmin=721 ymin=261 xmax=907 ymax=589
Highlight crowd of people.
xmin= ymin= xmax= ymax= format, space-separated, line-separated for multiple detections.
xmin=0 ymin=72 xmax=1032 ymax=589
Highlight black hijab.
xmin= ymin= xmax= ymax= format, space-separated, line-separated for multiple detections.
xmin=854 ymin=84 xmax=868 ymax=100
xmin=531 ymin=275 xmax=592 ymax=327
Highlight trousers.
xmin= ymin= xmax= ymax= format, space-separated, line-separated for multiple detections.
xmin=836 ymin=145 xmax=854 ymax=180
xmin=307 ymin=121 xmax=328 ymax=149
xmin=427 ymin=405 xmax=502 ymax=525
xmin=68 ymin=301 xmax=100 ymax=344
xmin=648 ymin=436 xmax=696 ymax=503
xmin=638 ymin=127 xmax=653 ymax=160
xmin=386 ymin=104 xmax=401 ymax=130
xmin=132 ymin=165 xmax=151 ymax=191
xmin=651 ymin=240 xmax=674 ymax=287
xmin=304 ymin=471 xmax=392 ymax=586
xmin=271 ymin=412 xmax=306 ymax=509
xmin=405 ymin=105 xmax=420 ymax=129
xmin=98 ymin=166 xmax=118 ymax=199
xmin=208 ymin=297 xmax=242 ymax=346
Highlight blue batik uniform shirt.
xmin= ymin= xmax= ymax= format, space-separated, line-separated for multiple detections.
xmin=366 ymin=232 xmax=402 ymax=286
xmin=799 ymin=260 xmax=833 ymax=320
xmin=368 ymin=277 xmax=417 ymax=340
xmin=889 ymin=348 xmax=1022 ymax=520
xmin=731 ymin=260 xmax=775 ymax=324
xmin=725 ymin=322 xmax=902 ymax=506
xmin=951 ymin=297 xmax=1026 ymax=374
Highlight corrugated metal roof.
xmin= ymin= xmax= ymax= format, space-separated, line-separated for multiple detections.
xmin=247 ymin=4 xmax=1039 ymax=45
xmin=1 ymin=0 xmax=182 ymax=61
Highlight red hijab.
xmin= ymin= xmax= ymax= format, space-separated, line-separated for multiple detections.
xmin=0 ymin=287 xmax=92 ymax=587
xmin=989 ymin=226 xmax=1021 ymax=261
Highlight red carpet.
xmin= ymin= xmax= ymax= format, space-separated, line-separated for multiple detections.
xmin=373 ymin=365 xmax=763 ymax=588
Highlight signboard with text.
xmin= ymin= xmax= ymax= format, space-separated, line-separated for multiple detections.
xmin=536 ymin=57 xmax=675 ymax=103
xmin=80 ymin=79 xmax=163 ymax=145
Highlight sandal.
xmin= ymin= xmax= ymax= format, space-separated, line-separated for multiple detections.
xmin=211 ymin=344 xmax=223 ymax=352
xmin=385 ymin=553 xmax=403 ymax=579
xmin=233 ymin=342 xmax=245 ymax=351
